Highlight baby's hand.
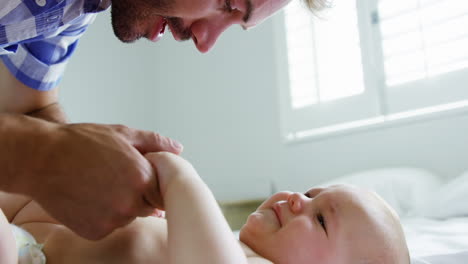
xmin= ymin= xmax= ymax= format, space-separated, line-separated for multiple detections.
xmin=144 ymin=152 xmax=198 ymax=198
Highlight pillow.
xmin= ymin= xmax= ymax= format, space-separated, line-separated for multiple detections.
xmin=410 ymin=170 xmax=468 ymax=218
xmin=318 ymin=167 xmax=443 ymax=217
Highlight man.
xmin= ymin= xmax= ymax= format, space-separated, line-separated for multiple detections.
xmin=0 ymin=0 xmax=305 ymax=241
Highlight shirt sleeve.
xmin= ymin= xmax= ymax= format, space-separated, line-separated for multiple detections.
xmin=0 ymin=13 xmax=97 ymax=91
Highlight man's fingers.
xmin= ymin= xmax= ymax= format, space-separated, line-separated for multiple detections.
xmin=123 ymin=127 xmax=183 ymax=155
xmin=136 ymin=154 xmax=165 ymax=216
xmin=138 ymin=191 xmax=164 ymax=217
xmin=143 ymin=154 xmax=164 ymax=207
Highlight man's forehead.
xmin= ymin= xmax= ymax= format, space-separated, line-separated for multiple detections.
xmin=246 ymin=0 xmax=292 ymax=27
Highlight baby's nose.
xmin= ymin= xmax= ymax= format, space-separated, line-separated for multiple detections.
xmin=288 ymin=192 xmax=305 ymax=214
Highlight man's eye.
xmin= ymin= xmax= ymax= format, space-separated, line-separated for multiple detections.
xmin=317 ymin=213 xmax=327 ymax=233
xmin=224 ymin=0 xmax=234 ymax=12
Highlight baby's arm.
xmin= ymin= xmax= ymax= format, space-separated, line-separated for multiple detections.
xmin=146 ymin=152 xmax=249 ymax=264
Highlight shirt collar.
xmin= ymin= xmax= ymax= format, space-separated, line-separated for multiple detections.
xmin=83 ymin=0 xmax=111 ymax=13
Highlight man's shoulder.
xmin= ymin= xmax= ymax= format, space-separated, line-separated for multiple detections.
xmin=0 ymin=0 xmax=106 ymax=90
xmin=0 ymin=0 xmax=108 ymax=25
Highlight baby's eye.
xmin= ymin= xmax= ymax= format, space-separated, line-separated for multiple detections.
xmin=317 ymin=213 xmax=327 ymax=234
xmin=304 ymin=192 xmax=311 ymax=198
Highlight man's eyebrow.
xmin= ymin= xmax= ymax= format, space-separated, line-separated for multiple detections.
xmin=242 ymin=0 xmax=253 ymax=23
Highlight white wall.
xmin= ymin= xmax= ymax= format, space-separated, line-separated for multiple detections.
xmin=60 ymin=10 xmax=468 ymax=201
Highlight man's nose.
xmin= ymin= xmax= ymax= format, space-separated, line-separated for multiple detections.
xmin=191 ymin=18 xmax=233 ymax=53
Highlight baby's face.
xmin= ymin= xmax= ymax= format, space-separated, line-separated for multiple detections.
xmin=239 ymin=184 xmax=402 ymax=264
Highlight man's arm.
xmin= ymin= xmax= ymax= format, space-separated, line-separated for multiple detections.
xmin=0 ymin=62 xmax=183 ymax=240
xmin=0 ymin=62 xmax=67 ymax=124
xmin=0 ymin=62 xmax=62 ymax=119
xmin=0 ymin=61 xmax=65 ymax=190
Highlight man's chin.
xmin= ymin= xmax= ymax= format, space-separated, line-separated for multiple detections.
xmin=111 ymin=24 xmax=140 ymax=43
xmin=110 ymin=11 xmax=141 ymax=43
xmin=115 ymin=34 xmax=139 ymax=43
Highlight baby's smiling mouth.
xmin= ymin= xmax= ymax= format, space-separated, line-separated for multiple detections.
xmin=272 ymin=202 xmax=283 ymax=227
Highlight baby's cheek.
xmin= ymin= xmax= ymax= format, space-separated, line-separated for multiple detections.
xmin=239 ymin=212 xmax=273 ymax=244
xmin=283 ymin=218 xmax=317 ymax=245
xmin=280 ymin=225 xmax=329 ymax=263
xmin=293 ymin=216 xmax=315 ymax=231
xmin=242 ymin=212 xmax=266 ymax=234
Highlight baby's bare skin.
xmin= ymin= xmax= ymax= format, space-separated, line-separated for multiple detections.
xmin=0 ymin=191 xmax=169 ymax=264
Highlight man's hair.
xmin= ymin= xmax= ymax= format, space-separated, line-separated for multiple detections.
xmin=303 ymin=0 xmax=332 ymax=13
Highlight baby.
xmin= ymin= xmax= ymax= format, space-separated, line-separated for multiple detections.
xmin=0 ymin=152 xmax=410 ymax=264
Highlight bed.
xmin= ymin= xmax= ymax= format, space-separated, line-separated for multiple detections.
xmin=317 ymin=167 xmax=468 ymax=263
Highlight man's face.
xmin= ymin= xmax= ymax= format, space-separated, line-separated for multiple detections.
xmin=110 ymin=0 xmax=292 ymax=53
xmin=239 ymin=185 xmax=401 ymax=264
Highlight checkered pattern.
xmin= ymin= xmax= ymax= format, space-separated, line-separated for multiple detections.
xmin=0 ymin=0 xmax=110 ymax=91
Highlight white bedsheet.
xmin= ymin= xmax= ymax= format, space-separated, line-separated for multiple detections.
xmin=411 ymin=251 xmax=468 ymax=264
xmin=404 ymin=217 xmax=468 ymax=258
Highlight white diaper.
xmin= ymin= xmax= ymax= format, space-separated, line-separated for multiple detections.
xmin=10 ymin=224 xmax=47 ymax=264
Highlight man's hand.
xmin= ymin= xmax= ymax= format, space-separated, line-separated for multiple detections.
xmin=1 ymin=61 xmax=177 ymax=240
xmin=28 ymin=123 xmax=182 ymax=240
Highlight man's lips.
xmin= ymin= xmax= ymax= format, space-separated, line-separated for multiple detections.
xmin=149 ymin=17 xmax=167 ymax=42
xmin=165 ymin=20 xmax=183 ymax=42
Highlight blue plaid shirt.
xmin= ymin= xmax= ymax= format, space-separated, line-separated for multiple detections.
xmin=0 ymin=0 xmax=110 ymax=91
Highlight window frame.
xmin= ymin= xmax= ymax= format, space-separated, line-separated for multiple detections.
xmin=274 ymin=0 xmax=468 ymax=142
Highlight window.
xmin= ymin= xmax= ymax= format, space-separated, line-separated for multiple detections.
xmin=284 ymin=0 xmax=365 ymax=107
xmin=379 ymin=0 xmax=468 ymax=86
xmin=275 ymin=0 xmax=468 ymax=140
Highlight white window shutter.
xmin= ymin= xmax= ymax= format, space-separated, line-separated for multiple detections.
xmin=378 ymin=0 xmax=468 ymax=114
xmin=275 ymin=0 xmax=468 ymax=140
xmin=276 ymin=0 xmax=381 ymax=135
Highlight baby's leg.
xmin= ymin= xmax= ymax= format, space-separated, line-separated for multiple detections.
xmin=0 ymin=209 xmax=17 ymax=264
xmin=39 ymin=217 xmax=169 ymax=264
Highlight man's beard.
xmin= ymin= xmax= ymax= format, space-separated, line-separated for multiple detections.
xmin=166 ymin=17 xmax=193 ymax=41
xmin=110 ymin=0 xmax=173 ymax=43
